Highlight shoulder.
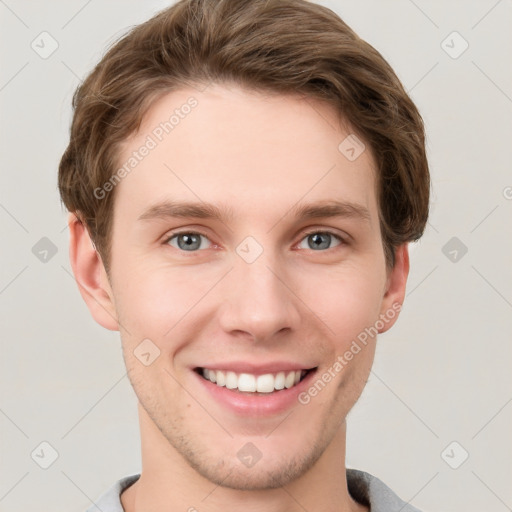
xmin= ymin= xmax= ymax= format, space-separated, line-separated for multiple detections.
xmin=85 ymin=474 xmax=140 ymax=512
xmin=347 ymin=469 xmax=424 ymax=512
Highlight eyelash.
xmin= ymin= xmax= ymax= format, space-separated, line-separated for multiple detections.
xmin=162 ymin=229 xmax=347 ymax=252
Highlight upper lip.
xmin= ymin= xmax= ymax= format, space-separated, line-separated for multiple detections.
xmin=194 ymin=362 xmax=317 ymax=376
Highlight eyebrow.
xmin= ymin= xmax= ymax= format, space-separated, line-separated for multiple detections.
xmin=137 ymin=199 xmax=371 ymax=224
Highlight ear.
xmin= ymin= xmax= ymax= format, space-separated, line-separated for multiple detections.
xmin=68 ymin=212 xmax=119 ymax=331
xmin=378 ymin=243 xmax=410 ymax=334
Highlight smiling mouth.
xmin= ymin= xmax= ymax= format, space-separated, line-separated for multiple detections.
xmin=194 ymin=367 xmax=317 ymax=394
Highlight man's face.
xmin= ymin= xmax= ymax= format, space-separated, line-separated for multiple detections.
xmin=100 ymin=83 xmax=405 ymax=489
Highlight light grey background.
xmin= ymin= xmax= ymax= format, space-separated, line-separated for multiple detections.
xmin=1 ymin=1 xmax=511 ymax=511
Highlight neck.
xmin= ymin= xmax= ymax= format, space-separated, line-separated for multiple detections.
xmin=121 ymin=403 xmax=366 ymax=512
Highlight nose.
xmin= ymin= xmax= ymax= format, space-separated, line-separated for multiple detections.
xmin=217 ymin=246 xmax=301 ymax=343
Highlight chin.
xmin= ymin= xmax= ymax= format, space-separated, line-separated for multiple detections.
xmin=186 ymin=450 xmax=321 ymax=491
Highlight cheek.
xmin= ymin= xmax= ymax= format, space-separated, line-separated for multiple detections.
xmin=299 ymin=265 xmax=385 ymax=343
xmin=114 ymin=262 xmax=210 ymax=337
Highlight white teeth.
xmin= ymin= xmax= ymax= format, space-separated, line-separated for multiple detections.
xmin=225 ymin=371 xmax=237 ymax=390
xmin=202 ymin=368 xmax=217 ymax=383
xmin=216 ymin=370 xmax=226 ymax=387
xmin=256 ymin=373 xmax=275 ymax=393
xmin=200 ymin=368 xmax=308 ymax=393
xmin=238 ymin=373 xmax=256 ymax=392
xmin=284 ymin=371 xmax=295 ymax=389
xmin=274 ymin=371 xmax=285 ymax=390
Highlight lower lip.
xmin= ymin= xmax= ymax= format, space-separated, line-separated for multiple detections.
xmin=194 ymin=369 xmax=318 ymax=416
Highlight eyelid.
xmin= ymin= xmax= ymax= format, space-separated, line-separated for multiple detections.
xmin=299 ymin=228 xmax=349 ymax=246
xmin=162 ymin=229 xmax=214 ymax=249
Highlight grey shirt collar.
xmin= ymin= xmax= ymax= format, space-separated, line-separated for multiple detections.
xmin=86 ymin=469 xmax=423 ymax=512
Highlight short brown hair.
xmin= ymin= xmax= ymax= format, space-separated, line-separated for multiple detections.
xmin=58 ymin=0 xmax=429 ymax=273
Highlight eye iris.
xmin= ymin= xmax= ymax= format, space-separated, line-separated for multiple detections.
xmin=308 ymin=233 xmax=331 ymax=250
xmin=178 ymin=233 xmax=201 ymax=251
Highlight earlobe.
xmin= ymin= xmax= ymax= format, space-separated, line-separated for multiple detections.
xmin=378 ymin=244 xmax=410 ymax=334
xmin=68 ymin=212 xmax=119 ymax=331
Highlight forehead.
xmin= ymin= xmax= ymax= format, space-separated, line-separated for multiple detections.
xmin=112 ymin=83 xmax=378 ymax=226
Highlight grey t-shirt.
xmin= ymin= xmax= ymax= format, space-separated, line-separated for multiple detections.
xmin=85 ymin=469 xmax=423 ymax=512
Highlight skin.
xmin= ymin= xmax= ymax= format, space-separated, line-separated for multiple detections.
xmin=69 ymin=82 xmax=409 ymax=512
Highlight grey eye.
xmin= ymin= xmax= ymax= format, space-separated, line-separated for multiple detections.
xmin=167 ymin=233 xmax=209 ymax=251
xmin=298 ymin=232 xmax=342 ymax=251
